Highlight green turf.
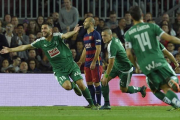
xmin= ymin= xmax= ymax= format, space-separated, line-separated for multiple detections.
xmin=0 ymin=106 xmax=179 ymax=120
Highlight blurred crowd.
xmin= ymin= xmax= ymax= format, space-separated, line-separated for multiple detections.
xmin=0 ymin=0 xmax=180 ymax=74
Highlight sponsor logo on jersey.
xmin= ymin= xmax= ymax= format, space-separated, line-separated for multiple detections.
xmin=85 ymin=43 xmax=91 ymax=48
xmin=48 ymin=47 xmax=60 ymax=58
xmin=145 ymin=61 xmax=162 ymax=71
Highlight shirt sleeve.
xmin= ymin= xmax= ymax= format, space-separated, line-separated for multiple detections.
xmin=107 ymin=43 xmax=116 ymax=58
xmin=31 ymin=38 xmax=41 ymax=48
xmin=153 ymin=24 xmax=165 ymax=38
xmin=159 ymin=43 xmax=165 ymax=51
xmin=124 ymin=31 xmax=133 ymax=49
xmin=93 ymin=31 xmax=102 ymax=46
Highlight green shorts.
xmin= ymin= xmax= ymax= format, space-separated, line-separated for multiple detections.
xmin=146 ymin=64 xmax=178 ymax=91
xmin=53 ymin=61 xmax=83 ymax=86
xmin=108 ymin=66 xmax=133 ymax=88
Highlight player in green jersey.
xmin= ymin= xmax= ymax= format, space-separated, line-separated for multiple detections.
xmin=125 ymin=6 xmax=180 ymax=110
xmin=146 ymin=43 xmax=180 ymax=110
xmin=99 ymin=28 xmax=147 ymax=110
xmin=0 ymin=23 xmax=98 ymax=110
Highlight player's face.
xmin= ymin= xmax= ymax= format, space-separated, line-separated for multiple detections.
xmin=41 ymin=25 xmax=51 ymax=38
xmin=101 ymin=31 xmax=112 ymax=43
xmin=83 ymin=18 xmax=90 ymax=29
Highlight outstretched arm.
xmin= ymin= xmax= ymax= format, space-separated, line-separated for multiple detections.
xmin=61 ymin=24 xmax=82 ymax=39
xmin=0 ymin=44 xmax=34 ymax=54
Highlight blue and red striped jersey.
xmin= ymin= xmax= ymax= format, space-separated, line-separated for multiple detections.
xmin=83 ymin=30 xmax=102 ymax=67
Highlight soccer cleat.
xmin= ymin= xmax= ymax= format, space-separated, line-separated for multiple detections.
xmin=73 ymin=84 xmax=82 ymax=96
xmin=99 ymin=105 xmax=111 ymax=110
xmin=140 ymin=85 xmax=147 ymax=98
xmin=91 ymin=105 xmax=99 ymax=110
xmin=168 ymin=80 xmax=180 ymax=92
xmin=95 ymin=104 xmax=101 ymax=109
xmin=84 ymin=104 xmax=92 ymax=108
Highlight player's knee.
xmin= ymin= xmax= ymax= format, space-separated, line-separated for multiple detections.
xmin=62 ymin=81 xmax=72 ymax=90
xmin=120 ymin=87 xmax=128 ymax=93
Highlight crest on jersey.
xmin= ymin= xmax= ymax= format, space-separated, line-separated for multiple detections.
xmin=89 ymin=36 xmax=92 ymax=40
xmin=48 ymin=47 xmax=60 ymax=58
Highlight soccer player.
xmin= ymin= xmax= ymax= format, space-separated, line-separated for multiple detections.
xmin=100 ymin=28 xmax=147 ymax=110
xmin=0 ymin=23 xmax=98 ymax=110
xmin=125 ymin=6 xmax=180 ymax=110
xmin=77 ymin=17 xmax=102 ymax=107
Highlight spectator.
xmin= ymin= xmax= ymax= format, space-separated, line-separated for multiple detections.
xmin=9 ymin=51 xmax=17 ymax=64
xmin=166 ymin=42 xmax=178 ymax=56
xmin=27 ymin=20 xmax=40 ymax=35
xmin=124 ymin=11 xmax=133 ymax=30
xmin=78 ymin=12 xmax=93 ymax=26
xmin=2 ymin=14 xmax=11 ymax=27
xmin=99 ymin=19 xmax=106 ymax=30
xmin=53 ymin=27 xmax=60 ymax=33
xmin=28 ymin=58 xmax=41 ymax=73
xmin=23 ymin=19 xmax=29 ymax=35
xmin=70 ymin=48 xmax=78 ymax=62
xmin=9 ymin=55 xmax=21 ymax=72
xmin=11 ymin=24 xmax=29 ymax=60
xmin=59 ymin=0 xmax=79 ymax=33
xmin=36 ymin=16 xmax=44 ymax=31
xmin=36 ymin=31 xmax=43 ymax=39
xmin=105 ymin=11 xmax=118 ymax=30
xmin=94 ymin=16 xmax=102 ymax=33
xmin=4 ymin=23 xmax=14 ymax=47
xmin=11 ymin=16 xmax=19 ymax=28
xmin=19 ymin=61 xmax=29 ymax=73
xmin=46 ymin=17 xmax=54 ymax=27
xmin=29 ymin=34 xmax=36 ymax=44
xmin=1 ymin=59 xmax=10 ymax=73
xmin=52 ymin=12 xmax=62 ymax=32
xmin=175 ymin=66 xmax=180 ymax=74
xmin=144 ymin=12 xmax=152 ymax=22
xmin=112 ymin=18 xmax=127 ymax=44
xmin=38 ymin=54 xmax=52 ymax=73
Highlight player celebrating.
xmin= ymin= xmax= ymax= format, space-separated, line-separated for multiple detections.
xmin=77 ymin=17 xmax=102 ymax=108
xmin=125 ymin=6 xmax=180 ymax=110
xmin=100 ymin=28 xmax=147 ymax=110
xmin=0 ymin=23 xmax=98 ymax=110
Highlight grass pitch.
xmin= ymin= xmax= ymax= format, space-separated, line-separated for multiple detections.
xmin=0 ymin=106 xmax=179 ymax=120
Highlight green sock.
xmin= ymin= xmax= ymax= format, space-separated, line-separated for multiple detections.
xmin=127 ymin=86 xmax=141 ymax=94
xmin=154 ymin=91 xmax=171 ymax=105
xmin=165 ymin=90 xmax=180 ymax=108
xmin=101 ymin=83 xmax=110 ymax=105
xmin=82 ymin=87 xmax=94 ymax=105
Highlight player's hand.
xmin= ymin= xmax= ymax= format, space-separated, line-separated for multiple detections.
xmin=174 ymin=62 xmax=179 ymax=70
xmin=101 ymin=77 xmax=108 ymax=86
xmin=90 ymin=61 xmax=96 ymax=70
xmin=73 ymin=24 xmax=82 ymax=33
xmin=77 ymin=61 xmax=82 ymax=67
xmin=0 ymin=46 xmax=10 ymax=54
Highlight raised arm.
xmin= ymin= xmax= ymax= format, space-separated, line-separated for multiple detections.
xmin=0 ymin=44 xmax=34 ymax=54
xmin=61 ymin=24 xmax=82 ymax=39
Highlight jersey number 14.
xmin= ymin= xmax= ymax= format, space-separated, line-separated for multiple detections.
xmin=134 ymin=32 xmax=152 ymax=51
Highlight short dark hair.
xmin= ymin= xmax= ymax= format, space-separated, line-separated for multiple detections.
xmin=42 ymin=23 xmax=53 ymax=28
xmin=129 ymin=6 xmax=142 ymax=21
xmin=12 ymin=55 xmax=20 ymax=60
